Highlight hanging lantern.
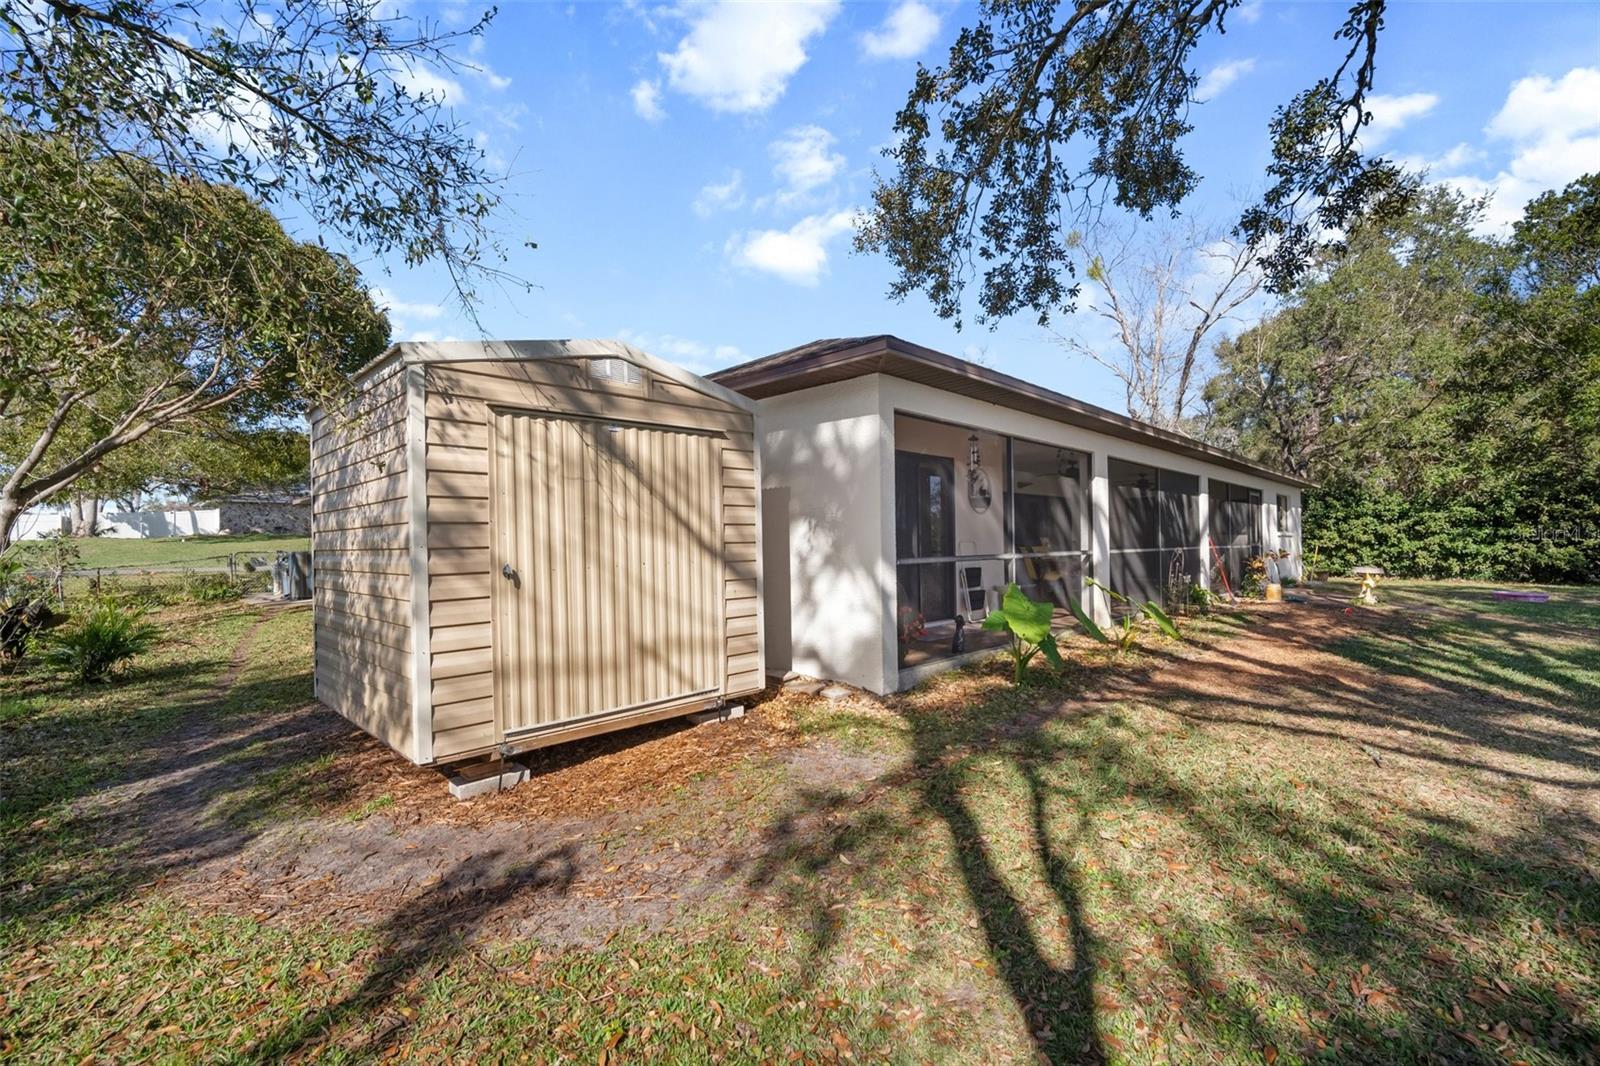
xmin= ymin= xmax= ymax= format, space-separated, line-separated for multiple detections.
xmin=967 ymin=434 xmax=981 ymax=471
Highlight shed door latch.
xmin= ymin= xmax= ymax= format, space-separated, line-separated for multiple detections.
xmin=501 ymin=563 xmax=520 ymax=587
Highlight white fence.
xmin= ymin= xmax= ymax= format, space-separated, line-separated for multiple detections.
xmin=10 ymin=506 xmax=223 ymax=542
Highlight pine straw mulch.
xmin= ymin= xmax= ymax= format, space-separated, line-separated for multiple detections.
xmin=315 ymin=683 xmax=822 ymax=828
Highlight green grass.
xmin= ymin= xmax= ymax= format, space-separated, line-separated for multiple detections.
xmin=50 ymin=532 xmax=309 ymax=570
xmin=1 ymin=583 xmax=1596 ymax=1063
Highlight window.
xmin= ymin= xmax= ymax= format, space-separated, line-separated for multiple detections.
xmin=1011 ymin=441 xmax=1090 ymax=608
xmin=892 ymin=414 xmax=1087 ymax=670
xmin=1277 ymin=493 xmax=1290 ymax=533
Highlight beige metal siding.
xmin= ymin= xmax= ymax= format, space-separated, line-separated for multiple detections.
xmin=423 ymin=358 xmax=761 ymax=760
xmin=309 ymin=360 xmax=413 ymax=756
xmin=491 ymin=412 xmax=721 ymax=736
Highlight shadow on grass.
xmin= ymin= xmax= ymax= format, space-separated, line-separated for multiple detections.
xmin=750 ymin=598 xmax=1600 ymax=1062
xmin=242 ymin=845 xmax=580 ymax=1061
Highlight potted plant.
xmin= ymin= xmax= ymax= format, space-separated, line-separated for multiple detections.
xmin=896 ymin=606 xmax=927 ymax=667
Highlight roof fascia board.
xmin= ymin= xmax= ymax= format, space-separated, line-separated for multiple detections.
xmin=717 ymin=336 xmax=1313 ymax=488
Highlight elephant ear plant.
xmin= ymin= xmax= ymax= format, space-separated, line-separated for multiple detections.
xmin=982 ymin=583 xmax=1063 ymax=684
xmin=1070 ymin=579 xmax=1182 ymax=654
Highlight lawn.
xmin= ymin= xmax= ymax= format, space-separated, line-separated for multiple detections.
xmin=27 ymin=532 xmax=310 ymax=570
xmin=1 ymin=580 xmax=1595 ymax=1063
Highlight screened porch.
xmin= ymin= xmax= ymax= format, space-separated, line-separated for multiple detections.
xmin=893 ymin=414 xmax=1090 ymax=671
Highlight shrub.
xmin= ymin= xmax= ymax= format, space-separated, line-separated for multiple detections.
xmin=1240 ymin=555 xmax=1268 ymax=598
xmin=43 ymin=601 xmax=160 ymax=683
xmin=181 ymin=573 xmax=246 ymax=603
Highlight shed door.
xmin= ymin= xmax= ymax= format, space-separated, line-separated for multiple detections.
xmin=490 ymin=410 xmax=722 ymax=737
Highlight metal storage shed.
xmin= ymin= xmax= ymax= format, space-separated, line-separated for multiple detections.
xmin=309 ymin=339 xmax=765 ymax=767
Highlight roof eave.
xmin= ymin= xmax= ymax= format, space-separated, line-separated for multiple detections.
xmin=711 ymin=335 xmax=1315 ymax=490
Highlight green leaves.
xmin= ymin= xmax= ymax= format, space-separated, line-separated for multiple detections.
xmin=1140 ymin=602 xmax=1181 ymax=642
xmin=985 ymin=584 xmax=1055 ymax=643
xmin=0 ymin=0 xmax=514 ymax=304
xmin=858 ymin=0 xmax=1400 ymax=327
xmin=1079 ymin=579 xmax=1183 ymax=654
xmin=1066 ymin=589 xmax=1108 ymax=645
xmin=0 ymin=131 xmax=388 ymax=540
xmin=984 ymin=583 xmax=1063 ymax=685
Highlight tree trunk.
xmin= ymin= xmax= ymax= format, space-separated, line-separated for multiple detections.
xmin=70 ymin=496 xmax=100 ymax=537
xmin=0 ymin=496 xmax=20 ymax=549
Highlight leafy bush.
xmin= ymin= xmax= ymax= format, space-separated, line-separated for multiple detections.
xmin=0 ymin=549 xmax=66 ymax=670
xmin=43 ymin=601 xmax=160 ymax=683
xmin=1305 ymin=483 xmax=1600 ymax=584
xmin=181 ymin=573 xmax=247 ymax=603
xmin=981 ymin=583 xmax=1063 ymax=684
xmin=1240 ymin=555 xmax=1268 ymax=598
xmin=1187 ymin=583 xmax=1224 ymax=613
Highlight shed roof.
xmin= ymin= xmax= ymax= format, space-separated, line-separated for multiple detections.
xmin=710 ymin=335 xmax=1312 ymax=489
xmin=351 ymin=338 xmax=760 ymax=416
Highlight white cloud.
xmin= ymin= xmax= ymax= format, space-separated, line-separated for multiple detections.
xmin=404 ymin=331 xmax=463 ymax=343
xmin=1234 ymin=0 xmax=1264 ymax=23
xmin=1393 ymin=141 xmax=1484 ymax=175
xmin=658 ymin=1 xmax=839 ymax=113
xmin=614 ymin=329 xmax=742 ymax=373
xmin=1194 ymin=58 xmax=1255 ymax=102
xmin=727 ymin=210 xmax=856 ymax=285
xmin=769 ymin=125 xmax=845 ymax=201
xmin=1486 ymin=67 xmax=1600 ymax=144
xmin=465 ymin=35 xmax=511 ymax=90
xmin=693 ymin=169 xmax=746 ymax=217
xmin=860 ymin=1 xmax=940 ymax=60
xmin=396 ymin=61 xmax=465 ymax=105
xmin=1442 ymin=67 xmax=1600 ymax=230
xmin=370 ymin=287 xmax=444 ymax=321
xmin=631 ymin=79 xmax=667 ymax=122
xmin=1360 ymin=92 xmax=1439 ymax=148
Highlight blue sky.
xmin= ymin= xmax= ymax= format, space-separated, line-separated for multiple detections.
xmin=370 ymin=0 xmax=1600 ymax=412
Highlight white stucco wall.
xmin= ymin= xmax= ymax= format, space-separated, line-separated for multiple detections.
xmin=757 ymin=376 xmax=895 ymax=694
xmin=756 ymin=373 xmax=1306 ymax=695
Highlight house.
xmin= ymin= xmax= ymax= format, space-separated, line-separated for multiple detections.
xmin=308 ymin=334 xmax=1308 ymax=772
xmin=308 ymin=340 xmax=764 ymax=767
xmin=709 ymin=335 xmax=1310 ymax=695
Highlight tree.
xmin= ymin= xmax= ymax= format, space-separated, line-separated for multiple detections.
xmin=856 ymin=0 xmax=1410 ymax=328
xmin=68 ymin=422 xmax=312 ymax=513
xmin=1201 ymin=177 xmax=1600 ymax=583
xmin=0 ymin=132 xmax=389 ymax=543
xmin=1055 ymin=222 xmax=1260 ymax=427
xmin=1201 ymin=186 xmax=1492 ymax=483
xmin=1 ymin=0 xmax=515 ymax=302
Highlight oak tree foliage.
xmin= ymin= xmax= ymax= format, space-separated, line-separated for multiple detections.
xmin=0 ymin=132 xmax=389 ymax=542
xmin=857 ymin=0 xmax=1408 ymax=328
xmin=1 ymin=0 xmax=516 ymax=299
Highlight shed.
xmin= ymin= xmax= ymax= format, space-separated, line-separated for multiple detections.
xmin=309 ymin=339 xmax=765 ymax=766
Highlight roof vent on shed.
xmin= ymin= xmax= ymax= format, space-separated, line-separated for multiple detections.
xmin=587 ymin=357 xmax=644 ymax=386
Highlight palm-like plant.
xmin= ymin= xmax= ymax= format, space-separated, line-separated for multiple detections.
xmin=1068 ymin=579 xmax=1182 ymax=654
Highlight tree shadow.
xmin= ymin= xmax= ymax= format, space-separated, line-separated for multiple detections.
xmin=243 ymin=845 xmax=579 ymax=1061
xmin=747 ymin=596 xmax=1600 ymax=1061
xmin=1 ymin=655 xmax=371 ymax=929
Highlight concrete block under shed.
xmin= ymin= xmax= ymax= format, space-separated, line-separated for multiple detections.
xmin=446 ymin=760 xmax=530 ymax=800
xmin=689 ymin=704 xmax=745 ymax=725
